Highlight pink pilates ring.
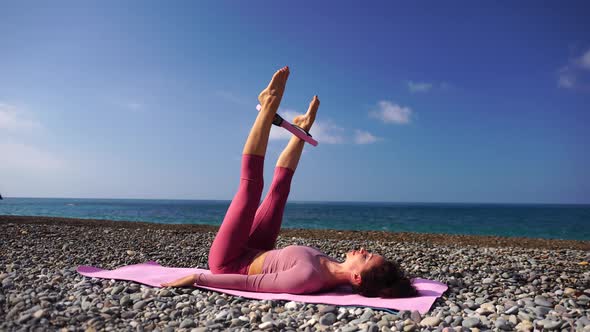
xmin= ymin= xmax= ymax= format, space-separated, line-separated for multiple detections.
xmin=256 ymin=104 xmax=318 ymax=147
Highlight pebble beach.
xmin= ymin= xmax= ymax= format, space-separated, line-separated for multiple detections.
xmin=1 ymin=215 xmax=589 ymax=332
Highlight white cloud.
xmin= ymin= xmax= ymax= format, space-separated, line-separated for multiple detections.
xmin=125 ymin=102 xmax=144 ymax=112
xmin=0 ymin=103 xmax=41 ymax=132
xmin=0 ymin=103 xmax=66 ymax=173
xmin=369 ymin=101 xmax=413 ymax=124
xmin=407 ymin=81 xmax=433 ymax=93
xmin=558 ymin=48 xmax=590 ymax=91
xmin=269 ymin=110 xmax=299 ymax=141
xmin=558 ymin=69 xmax=575 ymax=88
xmin=314 ymin=121 xmax=346 ymax=144
xmin=107 ymin=98 xmax=147 ymax=112
xmin=269 ymin=109 xmax=345 ymax=144
xmin=266 ymin=108 xmax=380 ymax=146
xmin=354 ymin=130 xmax=379 ymax=144
xmin=579 ymin=49 xmax=590 ymax=70
xmin=0 ymin=142 xmax=65 ymax=172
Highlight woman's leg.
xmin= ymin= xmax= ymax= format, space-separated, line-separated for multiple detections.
xmin=247 ymin=96 xmax=320 ymax=250
xmin=243 ymin=66 xmax=291 ymax=157
xmin=208 ymin=67 xmax=290 ymax=274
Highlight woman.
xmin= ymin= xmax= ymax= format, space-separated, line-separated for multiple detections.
xmin=162 ymin=67 xmax=417 ymax=298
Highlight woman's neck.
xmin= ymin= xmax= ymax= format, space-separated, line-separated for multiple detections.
xmin=320 ymin=257 xmax=350 ymax=286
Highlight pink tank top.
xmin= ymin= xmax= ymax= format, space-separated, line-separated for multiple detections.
xmin=196 ymin=246 xmax=338 ymax=294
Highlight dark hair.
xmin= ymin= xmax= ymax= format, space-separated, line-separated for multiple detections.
xmin=351 ymin=260 xmax=418 ymax=298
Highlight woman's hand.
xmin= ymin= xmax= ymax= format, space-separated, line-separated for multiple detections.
xmin=160 ymin=273 xmax=198 ymax=287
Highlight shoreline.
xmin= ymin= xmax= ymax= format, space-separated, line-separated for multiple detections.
xmin=1 ymin=216 xmax=589 ymax=331
xmin=1 ymin=215 xmax=588 ymax=251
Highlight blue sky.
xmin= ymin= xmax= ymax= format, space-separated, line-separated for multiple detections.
xmin=1 ymin=1 xmax=589 ymax=204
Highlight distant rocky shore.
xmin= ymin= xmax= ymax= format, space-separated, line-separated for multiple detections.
xmin=1 ymin=216 xmax=589 ymax=331
xmin=1 ymin=215 xmax=588 ymax=251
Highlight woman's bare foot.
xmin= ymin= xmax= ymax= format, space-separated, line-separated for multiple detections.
xmin=293 ymin=96 xmax=320 ymax=132
xmin=274 ymin=95 xmax=320 ymax=171
xmin=258 ymin=66 xmax=290 ymax=114
xmin=160 ymin=274 xmax=197 ymax=288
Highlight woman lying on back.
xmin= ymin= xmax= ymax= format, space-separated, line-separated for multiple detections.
xmin=162 ymin=66 xmax=417 ymax=298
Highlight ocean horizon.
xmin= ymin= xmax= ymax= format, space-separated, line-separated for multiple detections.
xmin=1 ymin=197 xmax=589 ymax=241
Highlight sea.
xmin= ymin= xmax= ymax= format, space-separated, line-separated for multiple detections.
xmin=1 ymin=198 xmax=589 ymax=241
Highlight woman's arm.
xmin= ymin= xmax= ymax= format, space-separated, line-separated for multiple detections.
xmin=195 ymin=268 xmax=314 ymax=294
xmin=160 ymin=273 xmax=198 ymax=287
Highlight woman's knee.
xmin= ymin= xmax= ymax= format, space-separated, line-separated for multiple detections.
xmin=208 ymin=257 xmax=226 ymax=274
xmin=239 ymin=178 xmax=264 ymax=193
xmin=208 ymin=249 xmax=226 ymax=274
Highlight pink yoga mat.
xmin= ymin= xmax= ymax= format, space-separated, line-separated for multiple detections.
xmin=77 ymin=261 xmax=447 ymax=314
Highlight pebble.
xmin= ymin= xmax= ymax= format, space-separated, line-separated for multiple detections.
xmin=361 ymin=308 xmax=374 ymax=321
xmin=534 ymin=306 xmax=552 ymax=318
xmin=2 ymin=279 xmax=14 ymax=288
xmin=81 ymin=300 xmax=92 ymax=310
xmin=517 ymin=311 xmax=532 ymax=321
xmin=319 ymin=305 xmax=337 ymax=314
xmin=119 ymin=295 xmax=131 ymax=306
xmin=258 ymin=321 xmax=273 ymax=329
xmin=110 ymin=285 xmax=124 ymax=295
xmin=132 ymin=300 xmax=146 ymax=310
xmin=534 ymin=295 xmax=553 ymax=307
xmin=476 ymin=302 xmax=495 ymax=315
xmin=377 ymin=318 xmax=389 ymax=329
xmin=367 ymin=323 xmax=379 ymax=332
xmin=320 ymin=312 xmax=337 ymax=325
xmin=444 ymin=316 xmax=453 ymax=325
xmin=564 ymin=287 xmax=576 ymax=296
xmin=577 ymin=316 xmax=590 ymax=327
xmin=410 ymin=310 xmax=421 ymax=323
xmin=516 ymin=320 xmax=533 ymax=331
xmin=462 ymin=317 xmax=480 ymax=328
xmin=403 ymin=323 xmax=416 ymax=331
xmin=494 ymin=318 xmax=511 ymax=330
xmin=214 ymin=309 xmax=229 ymax=321
xmin=538 ymin=319 xmax=562 ymax=330
xmin=420 ymin=316 xmax=440 ymax=327
xmin=33 ymin=309 xmax=46 ymax=319
xmin=504 ymin=305 xmax=518 ymax=314
xmin=261 ymin=313 xmax=273 ymax=322
xmin=475 ymin=297 xmax=487 ymax=305
xmin=464 ymin=300 xmax=477 ymax=309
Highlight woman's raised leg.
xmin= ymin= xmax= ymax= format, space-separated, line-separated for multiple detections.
xmin=247 ymin=96 xmax=320 ymax=250
xmin=208 ymin=67 xmax=290 ymax=274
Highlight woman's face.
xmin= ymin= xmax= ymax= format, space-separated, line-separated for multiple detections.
xmin=345 ymin=247 xmax=385 ymax=274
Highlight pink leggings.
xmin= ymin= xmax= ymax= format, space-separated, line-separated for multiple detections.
xmin=208 ymin=154 xmax=294 ymax=275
